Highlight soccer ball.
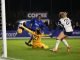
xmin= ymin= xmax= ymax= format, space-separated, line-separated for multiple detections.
xmin=17 ymin=28 xmax=22 ymax=34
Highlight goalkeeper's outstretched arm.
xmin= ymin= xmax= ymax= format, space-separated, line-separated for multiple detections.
xmin=20 ymin=25 xmax=35 ymax=35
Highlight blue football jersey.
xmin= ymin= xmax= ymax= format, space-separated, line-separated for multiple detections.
xmin=25 ymin=18 xmax=45 ymax=31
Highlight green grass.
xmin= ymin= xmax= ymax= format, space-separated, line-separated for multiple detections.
xmin=0 ymin=38 xmax=80 ymax=60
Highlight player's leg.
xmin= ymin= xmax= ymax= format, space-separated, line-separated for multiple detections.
xmin=52 ymin=31 xmax=65 ymax=52
xmin=25 ymin=35 xmax=33 ymax=46
xmin=32 ymin=42 xmax=49 ymax=49
xmin=52 ymin=39 xmax=61 ymax=52
xmin=32 ymin=44 xmax=37 ymax=48
xmin=25 ymin=42 xmax=32 ymax=46
xmin=61 ymin=32 xmax=72 ymax=52
xmin=41 ymin=43 xmax=49 ymax=49
xmin=62 ymin=38 xmax=71 ymax=52
xmin=28 ymin=35 xmax=33 ymax=43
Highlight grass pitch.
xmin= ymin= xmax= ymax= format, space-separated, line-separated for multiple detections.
xmin=0 ymin=38 xmax=80 ymax=60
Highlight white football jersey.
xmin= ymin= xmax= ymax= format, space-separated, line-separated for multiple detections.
xmin=59 ymin=17 xmax=73 ymax=32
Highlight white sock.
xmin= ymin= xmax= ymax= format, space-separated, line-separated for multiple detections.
xmin=55 ymin=40 xmax=60 ymax=50
xmin=62 ymin=39 xmax=69 ymax=47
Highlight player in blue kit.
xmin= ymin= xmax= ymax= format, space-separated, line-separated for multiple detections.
xmin=23 ymin=15 xmax=47 ymax=46
xmin=25 ymin=15 xmax=45 ymax=46
xmin=27 ymin=15 xmax=45 ymax=31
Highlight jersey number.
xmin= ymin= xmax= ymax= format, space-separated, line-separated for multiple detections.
xmin=65 ymin=19 xmax=70 ymax=25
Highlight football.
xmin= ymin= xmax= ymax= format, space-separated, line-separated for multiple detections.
xmin=17 ymin=28 xmax=22 ymax=34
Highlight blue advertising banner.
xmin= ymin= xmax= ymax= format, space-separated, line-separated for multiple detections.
xmin=50 ymin=30 xmax=80 ymax=37
xmin=72 ymin=30 xmax=80 ymax=36
xmin=0 ymin=30 xmax=30 ymax=37
xmin=0 ymin=30 xmax=80 ymax=38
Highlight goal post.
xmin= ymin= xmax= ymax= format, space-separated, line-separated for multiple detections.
xmin=1 ymin=0 xmax=7 ymax=58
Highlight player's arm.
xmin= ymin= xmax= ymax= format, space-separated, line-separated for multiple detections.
xmin=57 ymin=20 xmax=64 ymax=29
xmin=20 ymin=25 xmax=35 ymax=35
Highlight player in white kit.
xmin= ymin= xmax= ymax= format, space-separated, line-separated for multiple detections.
xmin=52 ymin=12 xmax=73 ymax=52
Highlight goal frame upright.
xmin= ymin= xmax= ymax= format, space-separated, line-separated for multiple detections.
xmin=1 ymin=0 xmax=7 ymax=58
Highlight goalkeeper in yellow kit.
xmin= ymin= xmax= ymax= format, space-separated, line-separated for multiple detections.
xmin=18 ymin=25 xmax=48 ymax=49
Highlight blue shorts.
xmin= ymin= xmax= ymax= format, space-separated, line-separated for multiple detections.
xmin=64 ymin=31 xmax=72 ymax=36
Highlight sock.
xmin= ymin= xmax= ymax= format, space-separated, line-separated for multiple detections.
xmin=62 ymin=39 xmax=69 ymax=47
xmin=28 ymin=36 xmax=33 ymax=43
xmin=55 ymin=39 xmax=60 ymax=50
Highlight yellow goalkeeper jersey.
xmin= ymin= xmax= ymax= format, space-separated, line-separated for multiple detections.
xmin=21 ymin=25 xmax=42 ymax=43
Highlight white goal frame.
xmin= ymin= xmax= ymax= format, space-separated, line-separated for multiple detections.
xmin=1 ymin=0 xmax=7 ymax=58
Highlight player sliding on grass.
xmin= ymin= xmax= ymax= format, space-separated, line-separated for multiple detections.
xmin=17 ymin=15 xmax=48 ymax=46
xmin=24 ymin=15 xmax=48 ymax=46
xmin=51 ymin=12 xmax=73 ymax=52
xmin=18 ymin=24 xmax=49 ymax=49
xmin=26 ymin=15 xmax=43 ymax=45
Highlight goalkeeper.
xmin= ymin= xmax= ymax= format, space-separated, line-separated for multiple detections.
xmin=23 ymin=15 xmax=48 ymax=46
xmin=18 ymin=25 xmax=48 ymax=49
